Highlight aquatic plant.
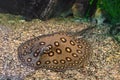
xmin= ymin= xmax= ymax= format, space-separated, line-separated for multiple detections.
xmin=99 ymin=0 xmax=120 ymax=25
xmin=98 ymin=0 xmax=120 ymax=42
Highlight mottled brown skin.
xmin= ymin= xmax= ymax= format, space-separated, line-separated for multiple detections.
xmin=18 ymin=32 xmax=92 ymax=71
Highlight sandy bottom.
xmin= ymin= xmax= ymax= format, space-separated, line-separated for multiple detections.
xmin=0 ymin=18 xmax=120 ymax=80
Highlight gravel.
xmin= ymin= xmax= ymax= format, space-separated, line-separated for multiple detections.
xmin=0 ymin=19 xmax=120 ymax=80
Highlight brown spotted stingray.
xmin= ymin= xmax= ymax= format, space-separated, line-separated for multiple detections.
xmin=18 ymin=32 xmax=92 ymax=71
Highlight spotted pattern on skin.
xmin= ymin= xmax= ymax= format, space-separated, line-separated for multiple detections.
xmin=65 ymin=47 xmax=72 ymax=53
xmin=27 ymin=58 xmax=32 ymax=62
xmin=60 ymin=37 xmax=67 ymax=43
xmin=48 ymin=51 xmax=54 ymax=57
xmin=45 ymin=60 xmax=51 ymax=64
xmin=39 ymin=42 xmax=45 ymax=45
xmin=77 ymin=50 xmax=82 ymax=54
xmin=77 ymin=45 xmax=82 ymax=49
xmin=66 ymin=57 xmax=72 ymax=62
xmin=72 ymin=53 xmax=78 ymax=57
xmin=53 ymin=59 xmax=58 ymax=64
xmin=18 ymin=32 xmax=92 ymax=71
xmin=56 ymin=48 xmax=62 ymax=54
xmin=36 ymin=61 xmax=41 ymax=65
xmin=54 ymin=41 xmax=60 ymax=47
xmin=70 ymin=40 xmax=75 ymax=46
xmin=60 ymin=59 xmax=66 ymax=64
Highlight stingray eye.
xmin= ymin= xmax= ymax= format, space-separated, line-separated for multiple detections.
xmin=42 ymin=46 xmax=51 ymax=54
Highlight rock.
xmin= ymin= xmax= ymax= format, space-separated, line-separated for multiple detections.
xmin=72 ymin=0 xmax=89 ymax=18
xmin=72 ymin=0 xmax=98 ymax=18
xmin=0 ymin=0 xmax=75 ymax=20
